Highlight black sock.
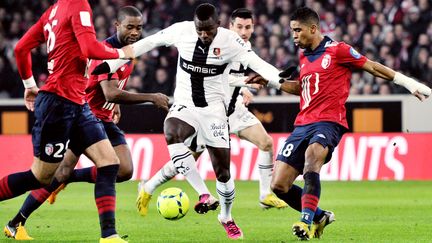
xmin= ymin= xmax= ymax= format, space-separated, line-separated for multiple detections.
xmin=95 ymin=164 xmax=119 ymax=238
xmin=10 ymin=178 xmax=62 ymax=226
xmin=68 ymin=167 xmax=97 ymax=183
xmin=301 ymin=172 xmax=321 ymax=225
xmin=0 ymin=170 xmax=42 ymax=201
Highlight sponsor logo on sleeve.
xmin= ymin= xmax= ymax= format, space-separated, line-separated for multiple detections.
xmin=349 ymin=47 xmax=362 ymax=59
xmin=79 ymin=11 xmax=92 ymax=27
xmin=213 ymin=48 xmax=220 ymax=57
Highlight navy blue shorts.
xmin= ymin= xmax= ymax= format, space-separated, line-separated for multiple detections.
xmin=32 ymin=92 xmax=107 ymax=163
xmin=276 ymin=121 xmax=347 ymax=174
xmin=69 ymin=121 xmax=127 ymax=156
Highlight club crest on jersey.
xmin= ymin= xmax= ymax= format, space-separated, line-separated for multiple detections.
xmin=321 ymin=54 xmax=331 ymax=69
xmin=350 ymin=47 xmax=362 ymax=59
xmin=213 ymin=48 xmax=221 ymax=57
xmin=45 ymin=143 xmax=54 ymax=156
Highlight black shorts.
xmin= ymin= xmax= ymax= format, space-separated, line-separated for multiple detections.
xmin=68 ymin=120 xmax=127 ymax=156
xmin=276 ymin=121 xmax=347 ymax=173
xmin=32 ymin=92 xmax=107 ymax=163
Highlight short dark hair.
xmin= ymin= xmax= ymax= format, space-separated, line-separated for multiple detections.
xmin=290 ymin=7 xmax=319 ymax=26
xmin=117 ymin=6 xmax=142 ymax=22
xmin=230 ymin=8 xmax=253 ymax=22
xmin=195 ymin=3 xmax=218 ymax=21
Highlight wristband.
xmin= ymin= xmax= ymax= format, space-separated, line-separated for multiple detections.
xmin=393 ymin=72 xmax=430 ymax=95
xmin=117 ymin=49 xmax=125 ymax=59
xmin=267 ymin=80 xmax=282 ymax=90
xmin=22 ymin=76 xmax=37 ymax=89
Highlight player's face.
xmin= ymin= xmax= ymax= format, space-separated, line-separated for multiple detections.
xmin=116 ymin=16 xmax=143 ymax=45
xmin=194 ymin=17 xmax=219 ymax=45
xmin=290 ymin=20 xmax=313 ymax=49
xmin=229 ymin=17 xmax=254 ymax=42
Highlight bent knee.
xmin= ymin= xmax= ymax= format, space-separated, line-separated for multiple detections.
xmin=116 ymin=167 xmax=133 ymax=182
xmin=257 ymin=135 xmax=273 ymax=151
xmin=271 ymin=182 xmax=290 ymax=194
xmin=215 ymin=170 xmax=231 ymax=182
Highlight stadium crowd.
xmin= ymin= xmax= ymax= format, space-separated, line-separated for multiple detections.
xmin=1 ymin=0 xmax=431 ymax=98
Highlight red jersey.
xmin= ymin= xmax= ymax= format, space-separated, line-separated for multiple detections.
xmin=86 ymin=36 xmax=134 ymax=122
xmin=14 ymin=0 xmax=121 ymax=105
xmin=295 ymin=36 xmax=367 ymax=128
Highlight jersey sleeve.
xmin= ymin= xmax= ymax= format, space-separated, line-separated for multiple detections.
xmin=103 ymin=22 xmax=187 ymax=73
xmin=132 ymin=21 xmax=185 ymax=57
xmin=70 ymin=0 xmax=119 ymax=59
xmin=335 ymin=42 xmax=367 ymax=68
xmin=14 ymin=16 xmax=46 ymax=80
xmin=230 ymin=34 xmax=281 ymax=84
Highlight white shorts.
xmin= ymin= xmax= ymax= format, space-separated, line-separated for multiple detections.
xmin=166 ymin=103 xmax=230 ymax=149
xmin=228 ymin=102 xmax=260 ymax=135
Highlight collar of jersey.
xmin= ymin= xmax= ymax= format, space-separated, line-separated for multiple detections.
xmin=303 ymin=36 xmax=332 ymax=63
xmin=105 ymin=35 xmax=123 ymax=49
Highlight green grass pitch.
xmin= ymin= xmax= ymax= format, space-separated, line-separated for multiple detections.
xmin=0 ymin=180 xmax=431 ymax=242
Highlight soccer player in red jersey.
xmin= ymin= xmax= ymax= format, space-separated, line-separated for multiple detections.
xmin=247 ymin=7 xmax=431 ymax=241
xmin=0 ymin=1 xmax=134 ymax=242
xmin=3 ymin=6 xmax=169 ymax=241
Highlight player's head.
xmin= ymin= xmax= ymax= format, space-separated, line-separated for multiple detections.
xmin=290 ymin=7 xmax=320 ymax=49
xmin=229 ymin=8 xmax=254 ymax=42
xmin=194 ymin=3 xmax=219 ymax=45
xmin=116 ymin=6 xmax=143 ymax=45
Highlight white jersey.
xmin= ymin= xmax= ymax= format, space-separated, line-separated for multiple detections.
xmin=105 ymin=21 xmax=282 ymax=108
xmin=226 ymin=41 xmax=250 ymax=115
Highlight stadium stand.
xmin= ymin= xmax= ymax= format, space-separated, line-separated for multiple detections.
xmin=1 ymin=0 xmax=431 ymax=98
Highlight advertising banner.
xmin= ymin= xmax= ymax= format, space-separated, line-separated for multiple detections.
xmin=1 ymin=133 xmax=431 ymax=180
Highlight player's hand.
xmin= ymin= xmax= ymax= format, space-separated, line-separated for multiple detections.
xmin=112 ymin=105 xmax=121 ymax=124
xmin=121 ymin=45 xmax=135 ymax=59
xmin=241 ymin=89 xmax=254 ymax=106
xmin=151 ymin=93 xmax=169 ymax=112
xmin=250 ymin=83 xmax=263 ymax=90
xmin=24 ymin=86 xmax=39 ymax=111
xmin=245 ymin=74 xmax=268 ymax=86
xmin=412 ymin=83 xmax=431 ymax=101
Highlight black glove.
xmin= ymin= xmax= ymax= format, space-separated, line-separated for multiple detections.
xmin=91 ymin=62 xmax=111 ymax=75
xmin=279 ymin=66 xmax=299 ymax=83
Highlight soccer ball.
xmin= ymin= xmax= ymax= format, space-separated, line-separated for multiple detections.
xmin=157 ymin=187 xmax=190 ymax=220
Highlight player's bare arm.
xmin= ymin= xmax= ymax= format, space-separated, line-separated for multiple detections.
xmin=99 ymin=79 xmax=169 ymax=110
xmin=362 ymin=59 xmax=431 ymax=101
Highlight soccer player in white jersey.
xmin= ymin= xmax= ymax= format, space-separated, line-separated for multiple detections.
xmin=92 ymin=3 xmax=284 ymax=240
xmin=135 ymin=8 xmax=287 ymax=218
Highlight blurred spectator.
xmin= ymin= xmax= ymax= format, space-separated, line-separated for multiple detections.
xmin=149 ymin=68 xmax=174 ymax=95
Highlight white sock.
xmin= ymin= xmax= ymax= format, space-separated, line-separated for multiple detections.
xmin=257 ymin=150 xmax=273 ymax=200
xmin=168 ymin=143 xmax=210 ymax=195
xmin=217 ymin=177 xmax=235 ymax=222
xmin=144 ymin=161 xmax=177 ymax=194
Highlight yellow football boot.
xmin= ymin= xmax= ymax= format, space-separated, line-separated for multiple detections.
xmin=259 ymin=194 xmax=288 ymax=209
xmin=4 ymin=222 xmax=34 ymax=240
xmin=313 ymin=211 xmax=335 ymax=238
xmin=292 ymin=221 xmax=315 ymax=241
xmin=136 ymin=182 xmax=152 ymax=217
xmin=99 ymin=236 xmax=128 ymax=243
